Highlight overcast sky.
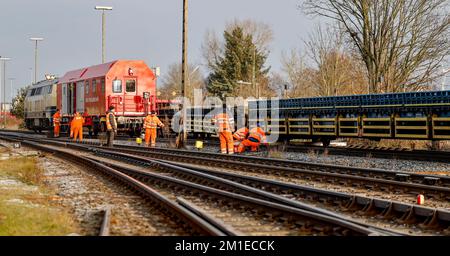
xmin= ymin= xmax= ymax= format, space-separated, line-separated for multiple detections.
xmin=0 ymin=0 xmax=321 ymax=102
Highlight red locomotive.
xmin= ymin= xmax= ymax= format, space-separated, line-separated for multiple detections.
xmin=56 ymin=60 xmax=157 ymax=136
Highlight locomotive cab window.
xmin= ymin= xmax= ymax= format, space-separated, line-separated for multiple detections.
xmin=92 ymin=79 xmax=97 ymax=94
xmin=101 ymin=78 xmax=105 ymax=92
xmin=47 ymin=85 xmax=53 ymax=94
xmin=112 ymin=79 xmax=122 ymax=93
xmin=85 ymin=80 xmax=90 ymax=95
xmin=126 ymin=80 xmax=136 ymax=93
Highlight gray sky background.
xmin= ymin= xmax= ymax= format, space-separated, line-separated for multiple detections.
xmin=0 ymin=0 xmax=320 ymax=102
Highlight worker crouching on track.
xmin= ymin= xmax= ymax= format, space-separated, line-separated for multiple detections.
xmin=106 ymin=106 xmax=118 ymax=147
xmin=52 ymin=109 xmax=61 ymax=137
xmin=237 ymin=124 xmax=266 ymax=153
xmin=72 ymin=112 xmax=85 ymax=142
xmin=212 ymin=105 xmax=235 ymax=154
xmin=233 ymin=127 xmax=249 ymax=153
xmin=143 ymin=111 xmax=164 ymax=147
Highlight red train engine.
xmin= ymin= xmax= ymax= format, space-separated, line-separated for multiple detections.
xmin=57 ymin=60 xmax=157 ymax=136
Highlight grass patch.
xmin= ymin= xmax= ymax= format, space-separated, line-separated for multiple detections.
xmin=0 ymin=195 xmax=77 ymax=236
xmin=0 ymin=156 xmax=79 ymax=236
xmin=0 ymin=157 xmax=45 ymax=185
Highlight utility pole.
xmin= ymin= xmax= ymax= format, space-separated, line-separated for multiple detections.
xmin=178 ymin=0 xmax=188 ymax=148
xmin=252 ymin=46 xmax=257 ymax=98
xmin=0 ymin=57 xmax=11 ymax=128
xmin=95 ymin=6 xmax=113 ymax=64
xmin=30 ymin=38 xmax=43 ymax=84
xmin=9 ymin=78 xmax=15 ymax=105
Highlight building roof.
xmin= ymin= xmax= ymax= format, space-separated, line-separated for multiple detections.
xmin=58 ymin=60 xmax=117 ymax=84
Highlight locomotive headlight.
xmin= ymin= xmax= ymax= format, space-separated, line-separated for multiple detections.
xmin=117 ymin=116 xmax=125 ymax=124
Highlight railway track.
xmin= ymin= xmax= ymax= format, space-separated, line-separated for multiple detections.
xmin=4 ymin=132 xmax=450 ymax=199
xmin=46 ymin=138 xmax=450 ymax=199
xmin=2 ymin=129 xmax=450 ymax=164
xmin=0 ymin=134 xmax=388 ymax=236
xmin=0 ymin=136 xmax=240 ymax=236
xmin=4 ymin=133 xmax=450 ymax=234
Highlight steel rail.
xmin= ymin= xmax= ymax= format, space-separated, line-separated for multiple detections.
xmin=75 ymin=142 xmax=450 ymax=199
xmin=3 ymin=133 xmax=450 ymax=198
xmin=82 ymin=149 xmax=407 ymax=236
xmin=159 ymin=160 xmax=450 ymax=233
xmin=0 ymin=134 xmax=382 ymax=236
xmin=99 ymin=207 xmax=112 ymax=236
xmin=0 ymin=136 xmax=230 ymax=236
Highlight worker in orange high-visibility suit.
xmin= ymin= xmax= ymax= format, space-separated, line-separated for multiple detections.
xmin=212 ymin=105 xmax=235 ymax=154
xmin=143 ymin=111 xmax=164 ymax=147
xmin=237 ymin=124 xmax=266 ymax=153
xmin=232 ymin=127 xmax=249 ymax=152
xmin=69 ymin=114 xmax=75 ymax=138
xmin=72 ymin=112 xmax=85 ymax=142
xmin=52 ymin=109 xmax=61 ymax=138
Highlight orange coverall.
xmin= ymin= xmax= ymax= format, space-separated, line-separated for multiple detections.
xmin=72 ymin=113 xmax=85 ymax=142
xmin=52 ymin=111 xmax=61 ymax=137
xmin=143 ymin=114 xmax=164 ymax=147
xmin=213 ymin=112 xmax=234 ymax=154
xmin=232 ymin=127 xmax=249 ymax=152
xmin=69 ymin=115 xmax=75 ymax=138
xmin=237 ymin=127 xmax=266 ymax=153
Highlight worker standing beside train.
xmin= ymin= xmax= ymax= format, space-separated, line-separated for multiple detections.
xmin=212 ymin=105 xmax=235 ymax=154
xmin=233 ymin=127 xmax=249 ymax=152
xmin=72 ymin=112 xmax=85 ymax=142
xmin=52 ymin=109 xmax=61 ymax=138
xmin=237 ymin=124 xmax=266 ymax=153
xmin=106 ymin=106 xmax=117 ymax=147
xmin=143 ymin=111 xmax=164 ymax=147
xmin=69 ymin=114 xmax=74 ymax=138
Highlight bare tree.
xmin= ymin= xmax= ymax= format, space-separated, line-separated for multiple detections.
xmin=281 ymin=49 xmax=311 ymax=97
xmin=281 ymin=25 xmax=367 ymax=98
xmin=303 ymin=0 xmax=450 ymax=93
xmin=159 ymin=63 xmax=206 ymax=101
xmin=305 ymin=24 xmax=368 ymax=96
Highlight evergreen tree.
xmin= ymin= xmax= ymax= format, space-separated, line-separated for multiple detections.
xmin=207 ymin=26 xmax=270 ymax=99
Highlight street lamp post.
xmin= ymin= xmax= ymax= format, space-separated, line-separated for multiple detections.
xmin=95 ymin=6 xmax=113 ymax=64
xmin=30 ymin=37 xmax=44 ymax=84
xmin=0 ymin=57 xmax=11 ymax=128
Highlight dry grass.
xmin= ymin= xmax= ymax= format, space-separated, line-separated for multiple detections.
xmin=307 ymin=149 xmax=319 ymax=160
xmin=0 ymin=157 xmax=79 ymax=236
xmin=0 ymin=157 xmax=45 ymax=185
xmin=345 ymin=138 xmax=449 ymax=150
xmin=267 ymin=146 xmax=286 ymax=159
xmin=0 ymin=116 xmax=23 ymax=130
